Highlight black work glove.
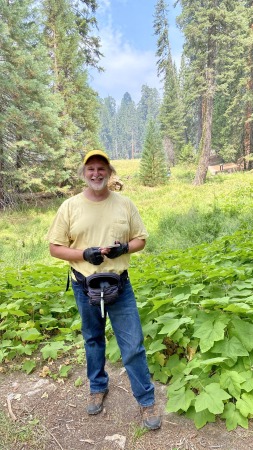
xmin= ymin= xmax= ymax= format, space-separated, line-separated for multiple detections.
xmin=83 ymin=247 xmax=104 ymax=265
xmin=106 ymin=242 xmax=129 ymax=259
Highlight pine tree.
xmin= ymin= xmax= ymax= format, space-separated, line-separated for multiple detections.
xmin=136 ymin=85 xmax=161 ymax=155
xmin=0 ymin=0 xmax=63 ymax=205
xmin=154 ymin=0 xmax=171 ymax=81
xmin=42 ymin=0 xmax=101 ymax=187
xmin=178 ymin=0 xmax=250 ymax=184
xmin=98 ymin=87 xmax=161 ymax=160
xmin=208 ymin=3 xmax=250 ymax=166
xmin=154 ymin=0 xmax=185 ymax=166
xmin=243 ymin=1 xmax=253 ymax=169
xmin=160 ymin=61 xmax=185 ymax=166
xmin=139 ymin=119 xmax=168 ymax=186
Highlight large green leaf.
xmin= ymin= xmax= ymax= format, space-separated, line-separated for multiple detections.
xmin=22 ymin=360 xmax=36 ymax=374
xmin=211 ymin=336 xmax=248 ymax=360
xmin=224 ymin=303 xmax=252 ymax=314
xmin=220 ymin=370 xmax=246 ymax=398
xmin=41 ymin=342 xmax=70 ymax=360
xmin=186 ymin=407 xmax=215 ymax=429
xmin=195 ymin=383 xmax=231 ymax=414
xmin=159 ymin=317 xmax=193 ymax=336
xmin=142 ymin=321 xmax=159 ymax=339
xmin=194 ymin=315 xmax=229 ymax=353
xmin=221 ymin=403 xmax=248 ymax=431
xmin=106 ymin=335 xmax=121 ymax=363
xmin=146 ymin=339 xmax=166 ymax=354
xmin=236 ymin=393 xmax=253 ymax=417
xmin=231 ymin=318 xmax=253 ymax=352
xmin=18 ymin=328 xmax=42 ymax=341
xmin=166 ymin=387 xmax=195 ymax=412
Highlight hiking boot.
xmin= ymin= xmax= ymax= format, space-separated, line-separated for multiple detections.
xmin=87 ymin=389 xmax=109 ymax=415
xmin=140 ymin=404 xmax=162 ymax=430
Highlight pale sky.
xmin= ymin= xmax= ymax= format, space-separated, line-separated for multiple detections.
xmin=89 ymin=0 xmax=183 ymax=104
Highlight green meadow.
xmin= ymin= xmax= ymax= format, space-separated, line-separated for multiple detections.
xmin=1 ymin=160 xmax=253 ymax=267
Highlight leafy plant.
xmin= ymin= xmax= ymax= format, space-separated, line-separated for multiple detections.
xmin=127 ymin=229 xmax=253 ymax=430
xmin=0 ymin=263 xmax=80 ymax=363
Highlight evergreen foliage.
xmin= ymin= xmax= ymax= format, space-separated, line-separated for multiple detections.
xmin=0 ymin=0 xmax=101 ymax=206
xmin=177 ymin=0 xmax=251 ymax=184
xmin=154 ymin=0 xmax=185 ymax=166
xmin=139 ymin=119 xmax=168 ymax=186
xmin=136 ymin=85 xmax=161 ymax=152
xmin=42 ymin=0 xmax=101 ymax=187
xmin=154 ymin=0 xmax=171 ymax=81
xmin=0 ymin=0 xmax=63 ymax=204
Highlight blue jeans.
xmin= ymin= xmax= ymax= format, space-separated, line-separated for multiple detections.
xmin=72 ymin=278 xmax=155 ymax=407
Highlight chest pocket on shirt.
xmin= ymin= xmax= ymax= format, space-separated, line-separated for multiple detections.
xmin=110 ymin=219 xmax=129 ymax=242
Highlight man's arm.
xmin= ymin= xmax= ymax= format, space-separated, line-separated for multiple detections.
xmin=49 ymin=243 xmax=84 ymax=261
xmin=127 ymin=238 xmax=146 ymax=254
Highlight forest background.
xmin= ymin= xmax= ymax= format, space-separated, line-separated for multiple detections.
xmin=2 ymin=0 xmax=253 ymax=205
xmin=2 ymin=0 xmax=253 ymax=437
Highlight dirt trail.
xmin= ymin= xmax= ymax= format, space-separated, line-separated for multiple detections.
xmin=0 ymin=362 xmax=253 ymax=450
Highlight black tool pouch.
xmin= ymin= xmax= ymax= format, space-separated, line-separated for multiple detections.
xmin=72 ymin=269 xmax=128 ymax=306
xmin=86 ymin=273 xmax=121 ymax=306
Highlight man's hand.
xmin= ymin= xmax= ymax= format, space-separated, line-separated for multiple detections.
xmin=106 ymin=242 xmax=129 ymax=259
xmin=83 ymin=247 xmax=104 ymax=265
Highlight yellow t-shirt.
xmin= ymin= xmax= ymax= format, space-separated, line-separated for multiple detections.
xmin=46 ymin=191 xmax=148 ymax=276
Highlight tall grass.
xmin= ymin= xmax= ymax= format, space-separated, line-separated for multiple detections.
xmin=1 ymin=161 xmax=253 ymax=267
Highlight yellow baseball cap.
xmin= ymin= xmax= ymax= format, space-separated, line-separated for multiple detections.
xmin=83 ymin=150 xmax=110 ymax=165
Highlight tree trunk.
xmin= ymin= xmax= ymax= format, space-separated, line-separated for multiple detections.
xmin=197 ymin=96 xmax=203 ymax=148
xmin=193 ymin=68 xmax=214 ymax=185
xmin=0 ymin=142 xmax=4 ymax=207
xmin=244 ymin=101 xmax=253 ymax=170
xmin=193 ymin=13 xmax=216 ymax=186
xmin=244 ymin=18 xmax=253 ymax=170
xmin=163 ymin=135 xmax=175 ymax=167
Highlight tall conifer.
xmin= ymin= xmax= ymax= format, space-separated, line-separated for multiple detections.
xmin=42 ymin=0 xmax=101 ymax=186
xmin=154 ymin=0 xmax=185 ymax=165
xmin=139 ymin=119 xmax=168 ymax=186
xmin=178 ymin=0 xmax=250 ymax=184
xmin=0 ymin=0 xmax=62 ymax=204
xmin=136 ymin=85 xmax=161 ymax=154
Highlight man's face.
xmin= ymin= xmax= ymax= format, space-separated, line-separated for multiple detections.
xmin=83 ymin=157 xmax=111 ymax=191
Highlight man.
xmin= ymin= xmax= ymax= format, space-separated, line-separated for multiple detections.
xmin=47 ymin=149 xmax=161 ymax=430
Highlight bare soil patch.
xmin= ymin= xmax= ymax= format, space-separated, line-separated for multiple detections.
xmin=1 ymin=362 xmax=253 ymax=450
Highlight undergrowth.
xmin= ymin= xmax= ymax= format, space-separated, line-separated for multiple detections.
xmin=1 ymin=229 xmax=253 ymax=429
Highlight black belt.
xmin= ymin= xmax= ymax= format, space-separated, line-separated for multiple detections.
xmin=72 ymin=267 xmax=128 ymax=286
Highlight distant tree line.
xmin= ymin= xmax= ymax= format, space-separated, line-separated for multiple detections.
xmin=98 ymin=87 xmax=160 ymax=160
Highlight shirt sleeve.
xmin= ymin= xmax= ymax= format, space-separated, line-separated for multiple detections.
xmin=128 ymin=199 xmax=149 ymax=241
xmin=46 ymin=203 xmax=71 ymax=247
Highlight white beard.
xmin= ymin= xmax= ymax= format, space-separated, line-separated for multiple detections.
xmin=84 ymin=176 xmax=109 ymax=192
